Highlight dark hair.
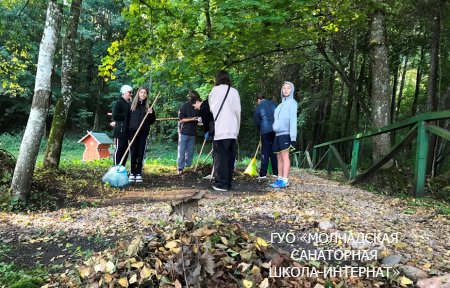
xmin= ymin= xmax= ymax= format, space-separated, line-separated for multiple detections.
xmin=188 ymin=90 xmax=201 ymax=104
xmin=256 ymin=93 xmax=265 ymax=101
xmin=215 ymin=70 xmax=232 ymax=86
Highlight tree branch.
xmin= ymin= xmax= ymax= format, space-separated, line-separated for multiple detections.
xmin=225 ymin=43 xmax=315 ymax=67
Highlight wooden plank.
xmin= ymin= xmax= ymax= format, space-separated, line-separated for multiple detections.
xmin=330 ymin=145 xmax=350 ymax=179
xmin=315 ymin=110 xmax=450 ymax=148
xmin=427 ymin=124 xmax=450 ymax=141
xmin=305 ymin=151 xmax=314 ymax=169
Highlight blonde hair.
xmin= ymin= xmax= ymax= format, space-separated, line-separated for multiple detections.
xmin=130 ymin=87 xmax=149 ymax=111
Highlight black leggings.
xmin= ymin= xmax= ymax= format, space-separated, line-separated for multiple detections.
xmin=129 ymin=130 xmax=149 ymax=175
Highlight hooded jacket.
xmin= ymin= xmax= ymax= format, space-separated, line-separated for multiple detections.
xmin=272 ymin=81 xmax=298 ymax=142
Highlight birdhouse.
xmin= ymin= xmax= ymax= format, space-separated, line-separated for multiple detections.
xmin=78 ymin=131 xmax=114 ymax=161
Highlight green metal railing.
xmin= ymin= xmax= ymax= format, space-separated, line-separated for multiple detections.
xmin=293 ymin=110 xmax=450 ymax=198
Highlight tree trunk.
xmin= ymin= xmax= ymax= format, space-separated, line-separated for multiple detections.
xmin=427 ymin=0 xmax=441 ymax=112
xmin=321 ymin=69 xmax=335 ymax=141
xmin=427 ymin=0 xmax=442 ymax=176
xmin=390 ymin=57 xmax=400 ymax=124
xmin=10 ymin=0 xmax=62 ymax=203
xmin=43 ymin=0 xmax=83 ymax=169
xmin=395 ymin=55 xmax=409 ymax=120
xmin=369 ymin=8 xmax=391 ymax=166
xmin=412 ymin=46 xmax=424 ymax=116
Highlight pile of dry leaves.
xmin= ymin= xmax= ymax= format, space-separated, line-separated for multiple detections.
xmin=44 ymin=221 xmax=380 ymax=288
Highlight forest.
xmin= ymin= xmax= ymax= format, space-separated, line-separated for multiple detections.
xmin=0 ymin=0 xmax=450 ymax=287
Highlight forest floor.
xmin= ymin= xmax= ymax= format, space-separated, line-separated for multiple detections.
xmin=0 ymin=166 xmax=449 ymax=287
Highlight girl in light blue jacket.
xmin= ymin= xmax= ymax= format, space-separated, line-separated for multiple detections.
xmin=270 ymin=81 xmax=298 ymax=188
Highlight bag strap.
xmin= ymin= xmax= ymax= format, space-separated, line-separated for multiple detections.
xmin=214 ymin=85 xmax=231 ymax=121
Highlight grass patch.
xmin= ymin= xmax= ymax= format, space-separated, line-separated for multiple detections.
xmin=0 ymin=259 xmax=48 ymax=288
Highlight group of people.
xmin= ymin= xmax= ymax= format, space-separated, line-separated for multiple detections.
xmin=110 ymin=70 xmax=298 ymax=190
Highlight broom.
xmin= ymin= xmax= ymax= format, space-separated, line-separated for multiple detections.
xmin=102 ymin=92 xmax=160 ymax=187
xmin=244 ymin=141 xmax=261 ymax=177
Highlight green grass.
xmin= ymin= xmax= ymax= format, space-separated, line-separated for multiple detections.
xmin=0 ymin=243 xmax=48 ymax=287
xmin=0 ymin=132 xmax=256 ymax=169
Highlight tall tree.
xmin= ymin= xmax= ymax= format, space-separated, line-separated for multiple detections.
xmin=43 ymin=0 xmax=83 ymax=169
xmin=369 ymin=4 xmax=391 ymax=165
xmin=427 ymin=0 xmax=442 ymax=176
xmin=10 ymin=0 xmax=62 ymax=202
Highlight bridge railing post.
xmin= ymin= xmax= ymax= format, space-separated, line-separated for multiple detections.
xmin=414 ymin=121 xmax=428 ymax=198
xmin=350 ymin=139 xmax=360 ymax=181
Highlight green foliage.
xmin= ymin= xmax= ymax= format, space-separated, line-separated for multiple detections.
xmin=0 ymin=261 xmax=46 ymax=288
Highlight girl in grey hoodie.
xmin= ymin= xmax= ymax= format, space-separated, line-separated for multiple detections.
xmin=270 ymin=81 xmax=298 ymax=188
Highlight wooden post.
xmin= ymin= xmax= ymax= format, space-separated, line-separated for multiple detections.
xmin=414 ymin=121 xmax=428 ymax=198
xmin=327 ymin=146 xmax=333 ymax=175
xmin=312 ymin=148 xmax=317 ymax=169
xmin=350 ymin=139 xmax=360 ymax=181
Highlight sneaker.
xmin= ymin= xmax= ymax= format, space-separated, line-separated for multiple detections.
xmin=273 ymin=180 xmax=289 ymax=188
xmin=257 ymin=175 xmax=267 ymax=179
xmin=270 ymin=179 xmax=283 ymax=187
xmin=129 ymin=174 xmax=136 ymax=182
xmin=135 ymin=174 xmax=143 ymax=183
xmin=177 ymin=169 xmax=183 ymax=175
xmin=203 ymin=174 xmax=213 ymax=180
xmin=212 ymin=185 xmax=228 ymax=192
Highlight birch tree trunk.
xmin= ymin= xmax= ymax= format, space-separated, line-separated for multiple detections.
xmin=10 ymin=0 xmax=62 ymax=202
xmin=369 ymin=7 xmax=392 ymax=166
xmin=43 ymin=0 xmax=83 ymax=169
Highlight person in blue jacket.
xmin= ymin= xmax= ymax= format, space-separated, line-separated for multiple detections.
xmin=253 ymin=93 xmax=278 ymax=179
xmin=270 ymin=81 xmax=298 ymax=188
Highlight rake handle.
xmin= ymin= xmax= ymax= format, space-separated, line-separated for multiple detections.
xmin=118 ymin=92 xmax=160 ymax=166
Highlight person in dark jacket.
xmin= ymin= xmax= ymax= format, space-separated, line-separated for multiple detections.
xmin=253 ymin=93 xmax=278 ymax=178
xmin=112 ymin=84 xmax=133 ymax=166
xmin=177 ymin=91 xmax=200 ymax=174
xmin=127 ymin=87 xmax=156 ymax=182
xmin=191 ymin=93 xmax=213 ymax=140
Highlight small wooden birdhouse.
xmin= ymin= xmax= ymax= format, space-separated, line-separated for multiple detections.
xmin=78 ymin=131 xmax=114 ymax=161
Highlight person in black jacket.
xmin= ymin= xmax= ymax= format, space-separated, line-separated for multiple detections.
xmin=176 ymin=91 xmax=200 ymax=174
xmin=253 ymin=93 xmax=278 ymax=178
xmin=127 ymin=87 xmax=156 ymax=183
xmin=112 ymin=85 xmax=133 ymax=166
xmin=191 ymin=93 xmax=213 ymax=140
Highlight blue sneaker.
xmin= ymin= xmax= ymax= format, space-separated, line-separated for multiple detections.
xmin=270 ymin=179 xmax=283 ymax=187
xmin=272 ymin=179 xmax=289 ymax=188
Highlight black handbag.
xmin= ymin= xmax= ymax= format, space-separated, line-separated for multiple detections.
xmin=209 ymin=85 xmax=231 ymax=137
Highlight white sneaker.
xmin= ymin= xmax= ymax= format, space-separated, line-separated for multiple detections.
xmin=203 ymin=174 xmax=213 ymax=180
xmin=257 ymin=175 xmax=267 ymax=179
xmin=135 ymin=174 xmax=143 ymax=183
xmin=129 ymin=174 xmax=136 ymax=182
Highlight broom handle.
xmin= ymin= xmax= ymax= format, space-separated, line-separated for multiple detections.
xmin=194 ymin=138 xmax=207 ymax=172
xmin=253 ymin=141 xmax=261 ymax=159
xmin=202 ymin=148 xmax=213 ymax=165
xmin=118 ymin=92 xmax=160 ymax=166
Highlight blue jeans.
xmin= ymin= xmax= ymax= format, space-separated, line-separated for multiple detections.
xmin=177 ymin=133 xmax=196 ymax=170
xmin=260 ymin=131 xmax=278 ymax=177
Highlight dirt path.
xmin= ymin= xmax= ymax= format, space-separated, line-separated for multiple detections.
xmin=0 ymin=169 xmax=448 ymax=278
